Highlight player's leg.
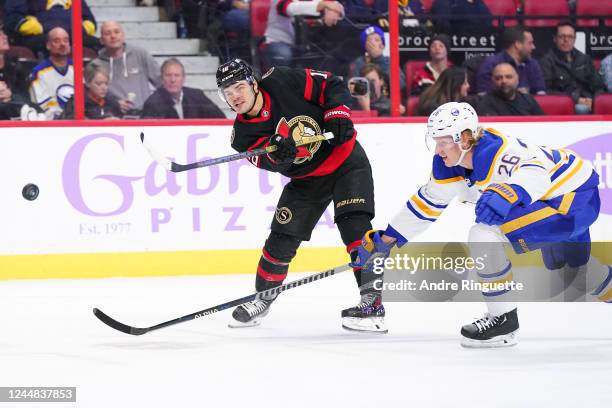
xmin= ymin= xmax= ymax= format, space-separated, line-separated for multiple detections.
xmin=229 ymin=178 xmax=331 ymax=328
xmin=331 ymin=142 xmax=385 ymax=333
xmin=229 ymin=231 xmax=302 ymax=328
xmin=461 ymin=223 xmax=519 ymax=348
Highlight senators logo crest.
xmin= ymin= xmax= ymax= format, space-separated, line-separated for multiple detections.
xmin=275 ymin=116 xmax=323 ymax=165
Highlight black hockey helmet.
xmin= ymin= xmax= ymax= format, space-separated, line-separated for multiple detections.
xmin=216 ymin=58 xmax=257 ymax=89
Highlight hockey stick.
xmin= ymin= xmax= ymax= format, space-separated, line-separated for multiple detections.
xmin=140 ymin=132 xmax=334 ymax=173
xmin=93 ymin=263 xmax=352 ymax=335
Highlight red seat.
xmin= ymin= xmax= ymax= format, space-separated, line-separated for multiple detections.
xmin=7 ymin=46 xmax=37 ymax=62
xmin=593 ymin=58 xmax=601 ymax=71
xmin=406 ymin=96 xmax=421 ymax=116
xmin=482 ymin=0 xmax=519 ymax=27
xmin=523 ymin=0 xmax=570 ymax=27
xmin=404 ymin=60 xmax=428 ymax=96
xmin=421 ymin=0 xmax=434 ymax=13
xmin=250 ymin=0 xmax=271 ymax=38
xmin=533 ymin=95 xmax=575 ymax=115
xmin=576 ymin=0 xmax=612 ymax=27
xmin=594 ymin=94 xmax=612 ymax=114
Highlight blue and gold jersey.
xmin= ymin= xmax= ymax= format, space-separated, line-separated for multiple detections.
xmin=387 ymin=128 xmax=598 ymax=245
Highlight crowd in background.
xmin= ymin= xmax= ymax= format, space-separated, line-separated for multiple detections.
xmin=0 ymin=0 xmax=610 ymax=120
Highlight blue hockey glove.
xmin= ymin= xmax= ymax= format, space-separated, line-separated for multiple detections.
xmin=475 ymin=183 xmax=527 ymax=226
xmin=350 ymin=230 xmax=394 ymax=269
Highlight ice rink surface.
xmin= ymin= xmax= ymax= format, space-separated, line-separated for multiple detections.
xmin=2 ymin=272 xmax=612 ymax=408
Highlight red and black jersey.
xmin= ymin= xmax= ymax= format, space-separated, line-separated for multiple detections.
xmin=230 ymin=66 xmax=356 ymax=179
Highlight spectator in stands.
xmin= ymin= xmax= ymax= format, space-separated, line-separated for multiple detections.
xmin=475 ymin=63 xmax=543 ymax=116
xmin=141 ymin=58 xmax=225 ymax=119
xmin=412 ymin=34 xmax=451 ymax=95
xmin=600 ymin=53 xmax=612 ymax=93
xmin=350 ymin=25 xmax=406 ymax=92
xmin=416 ymin=66 xmax=470 ymax=116
xmin=0 ymin=26 xmax=31 ymax=119
xmin=4 ymin=0 xmax=99 ymax=55
xmin=29 ymin=27 xmax=73 ymax=119
xmin=222 ymin=0 xmax=250 ymax=37
xmin=349 ymin=63 xmax=405 ymax=116
xmin=430 ymin=0 xmax=492 ymax=34
xmin=84 ymin=63 xmax=122 ymax=120
xmin=475 ymin=26 xmax=545 ymax=95
xmin=263 ymin=0 xmax=345 ymax=69
xmin=374 ymin=0 xmax=425 ymax=28
xmin=539 ymin=21 xmax=605 ymax=114
xmin=93 ymin=21 xmax=161 ymax=116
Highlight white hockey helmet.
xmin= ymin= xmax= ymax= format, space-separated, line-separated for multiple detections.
xmin=426 ymin=102 xmax=478 ymax=143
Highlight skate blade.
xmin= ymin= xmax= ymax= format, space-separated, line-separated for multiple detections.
xmin=460 ymin=331 xmax=518 ymax=348
xmin=342 ymin=317 xmax=388 ymax=334
xmin=227 ymin=319 xmax=263 ymax=329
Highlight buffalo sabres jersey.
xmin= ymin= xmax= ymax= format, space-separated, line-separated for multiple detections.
xmin=230 ymin=66 xmax=356 ymax=179
xmin=388 ymin=128 xmax=599 ymax=244
xmin=30 ymin=58 xmax=74 ymax=119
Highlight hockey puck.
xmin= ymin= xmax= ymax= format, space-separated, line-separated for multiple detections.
xmin=22 ymin=183 xmax=39 ymax=201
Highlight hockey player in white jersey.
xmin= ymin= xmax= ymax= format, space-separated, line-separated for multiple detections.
xmin=352 ymin=101 xmax=610 ymax=347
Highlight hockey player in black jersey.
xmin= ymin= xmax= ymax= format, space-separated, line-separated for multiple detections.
xmin=216 ymin=58 xmax=386 ymax=333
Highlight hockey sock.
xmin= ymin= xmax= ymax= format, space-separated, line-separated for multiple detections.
xmin=255 ymin=232 xmax=301 ymax=294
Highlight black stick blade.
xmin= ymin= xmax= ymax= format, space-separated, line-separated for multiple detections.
xmin=93 ymin=308 xmax=148 ymax=336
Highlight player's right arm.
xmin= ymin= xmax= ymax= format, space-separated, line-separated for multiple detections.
xmin=384 ymin=157 xmax=463 ymax=246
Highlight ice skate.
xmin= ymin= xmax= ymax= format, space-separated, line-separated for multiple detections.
xmin=341 ymin=292 xmax=387 ymax=334
xmin=228 ymin=298 xmax=273 ymax=328
xmin=460 ymin=308 xmax=519 ymax=348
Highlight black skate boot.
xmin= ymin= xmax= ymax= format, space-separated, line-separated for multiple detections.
xmin=460 ymin=308 xmax=519 ymax=348
xmin=341 ymin=291 xmax=387 ymax=333
xmin=228 ymin=298 xmax=274 ymax=328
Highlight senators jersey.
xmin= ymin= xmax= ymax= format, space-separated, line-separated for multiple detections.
xmin=387 ymin=128 xmax=599 ymax=245
xmin=230 ymin=66 xmax=356 ymax=179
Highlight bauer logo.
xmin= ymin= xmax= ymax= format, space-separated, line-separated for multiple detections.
xmin=566 ymin=132 xmax=612 ymax=215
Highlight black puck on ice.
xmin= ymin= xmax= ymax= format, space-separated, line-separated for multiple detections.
xmin=22 ymin=183 xmax=39 ymax=201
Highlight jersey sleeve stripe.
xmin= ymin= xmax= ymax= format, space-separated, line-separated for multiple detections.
xmin=542 ymin=159 xmax=584 ymax=199
xmin=432 ymin=175 xmax=463 ymax=184
xmin=417 ymin=187 xmax=448 ymax=209
xmin=410 ymin=195 xmax=442 ymax=217
xmin=406 ymin=200 xmax=437 ymax=222
xmin=304 ymin=69 xmax=313 ymax=101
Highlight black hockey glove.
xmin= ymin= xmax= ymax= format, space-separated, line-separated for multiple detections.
xmin=268 ymin=134 xmax=297 ymax=164
xmin=324 ymin=105 xmax=354 ymax=146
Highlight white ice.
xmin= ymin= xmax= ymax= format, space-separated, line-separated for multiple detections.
xmin=1 ymin=272 xmax=612 ymax=408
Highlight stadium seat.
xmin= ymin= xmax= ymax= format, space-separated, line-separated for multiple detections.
xmin=250 ymin=0 xmax=271 ymax=39
xmin=7 ymin=46 xmax=36 ymax=62
xmin=593 ymin=58 xmax=601 ymax=71
xmin=576 ymin=0 xmax=612 ymax=27
xmin=482 ymin=0 xmax=519 ymax=27
xmin=523 ymin=0 xmax=569 ymax=27
xmin=406 ymin=96 xmax=421 ymax=116
xmin=250 ymin=0 xmax=271 ymax=71
xmin=594 ymin=94 xmax=612 ymax=114
xmin=404 ymin=60 xmax=428 ymax=95
xmin=420 ymin=0 xmax=434 ymax=13
xmin=533 ymin=95 xmax=575 ymax=115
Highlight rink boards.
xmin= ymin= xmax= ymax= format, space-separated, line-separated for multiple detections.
xmin=1 ymin=118 xmax=611 ymax=279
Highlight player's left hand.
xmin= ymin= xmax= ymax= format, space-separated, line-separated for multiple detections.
xmin=323 ymin=105 xmax=354 ymax=146
xmin=475 ymin=183 xmax=523 ymax=225
xmin=350 ymin=230 xmax=394 ymax=269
